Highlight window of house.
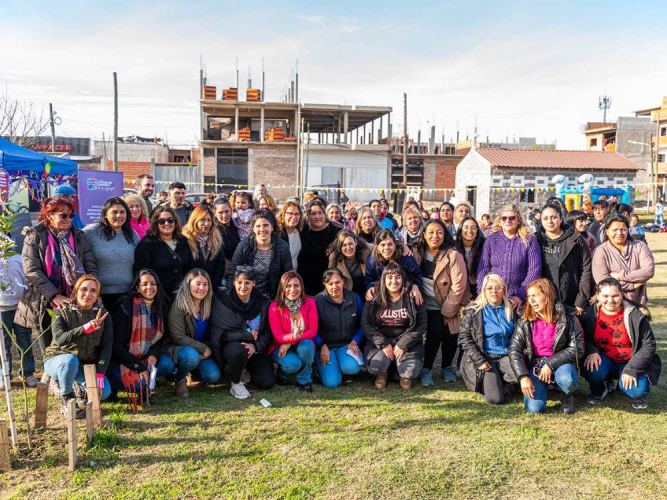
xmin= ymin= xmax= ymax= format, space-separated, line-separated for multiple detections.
xmin=661 ymin=127 xmax=666 ymax=137
xmin=522 ymin=188 xmax=536 ymax=203
xmin=659 ymin=154 xmax=666 ymax=163
xmin=590 ymin=138 xmax=598 ymax=147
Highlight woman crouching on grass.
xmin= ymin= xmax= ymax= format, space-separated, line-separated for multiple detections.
xmin=209 ymin=267 xmax=275 ymax=400
xmin=110 ymin=269 xmax=175 ymax=404
xmin=362 ymin=263 xmax=427 ymax=390
xmin=268 ymin=271 xmax=317 ymax=393
xmin=509 ymin=278 xmax=583 ymax=414
xmin=314 ymin=268 xmax=364 ymax=388
xmin=165 ymin=269 xmax=221 ymax=399
xmin=459 ymin=274 xmax=518 ymax=404
xmin=43 ymin=274 xmax=113 ymax=418
xmin=579 ymin=278 xmax=661 ymax=410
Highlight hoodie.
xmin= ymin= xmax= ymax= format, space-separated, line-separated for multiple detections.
xmin=0 ymin=254 xmax=27 ymax=311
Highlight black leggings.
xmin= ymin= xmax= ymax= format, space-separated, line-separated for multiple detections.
xmin=424 ymin=309 xmax=458 ymax=370
xmin=222 ymin=342 xmax=275 ymax=390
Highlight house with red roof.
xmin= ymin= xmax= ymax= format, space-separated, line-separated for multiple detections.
xmin=454 ymin=147 xmax=641 ymax=217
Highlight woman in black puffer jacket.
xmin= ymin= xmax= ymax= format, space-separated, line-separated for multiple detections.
xmin=231 ymin=209 xmax=293 ymax=300
xmin=509 ymin=278 xmax=584 ymax=415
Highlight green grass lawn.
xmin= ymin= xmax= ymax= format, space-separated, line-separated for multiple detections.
xmin=1 ymin=235 xmax=666 ymax=500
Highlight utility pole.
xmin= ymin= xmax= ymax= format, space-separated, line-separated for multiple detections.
xmin=402 ymin=93 xmax=407 ymax=186
xmin=113 ymin=72 xmax=118 ymax=171
xmin=49 ymin=103 xmax=56 ymax=153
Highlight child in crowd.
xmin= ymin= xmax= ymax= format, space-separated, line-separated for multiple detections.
xmin=480 ymin=214 xmax=492 ymax=236
xmin=231 ymin=191 xmax=255 ymax=240
xmin=629 ymin=215 xmax=646 ymax=242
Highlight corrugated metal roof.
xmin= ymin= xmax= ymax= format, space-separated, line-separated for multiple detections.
xmin=476 ymin=148 xmax=641 ymax=171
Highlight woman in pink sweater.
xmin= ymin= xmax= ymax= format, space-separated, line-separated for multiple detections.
xmin=592 ymin=214 xmax=654 ymax=306
xmin=269 ymin=271 xmax=318 ymax=392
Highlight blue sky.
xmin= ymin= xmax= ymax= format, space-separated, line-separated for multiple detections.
xmin=2 ymin=0 xmax=666 ymax=148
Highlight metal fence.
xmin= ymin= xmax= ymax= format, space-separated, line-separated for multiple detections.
xmin=154 ymin=163 xmax=202 ymax=193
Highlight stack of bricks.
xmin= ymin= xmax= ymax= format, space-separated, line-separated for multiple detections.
xmin=237 ymin=127 xmax=252 ymax=142
xmin=264 ymin=127 xmax=284 ymax=142
xmin=246 ymin=88 xmax=261 ymax=102
xmin=203 ymin=86 xmax=216 ymax=100
xmin=222 ymin=88 xmax=239 ymax=100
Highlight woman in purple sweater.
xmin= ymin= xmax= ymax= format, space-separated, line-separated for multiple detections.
xmin=476 ymin=204 xmax=542 ymax=309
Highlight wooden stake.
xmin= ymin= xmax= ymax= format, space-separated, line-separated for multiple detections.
xmin=83 ymin=365 xmax=102 ymax=428
xmin=34 ymin=382 xmax=48 ymax=429
xmin=85 ymin=402 xmax=94 ymax=442
xmin=0 ymin=419 xmax=11 ymax=471
xmin=67 ymin=399 xmax=77 ymax=471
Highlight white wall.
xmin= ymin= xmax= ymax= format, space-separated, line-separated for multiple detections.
xmin=305 ymin=149 xmax=389 ymax=202
xmin=454 ymin=150 xmax=492 ymax=215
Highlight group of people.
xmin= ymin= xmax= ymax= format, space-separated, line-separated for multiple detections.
xmin=0 ymin=176 xmax=661 ymax=419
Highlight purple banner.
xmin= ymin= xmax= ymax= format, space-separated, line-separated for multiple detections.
xmin=78 ymin=169 xmax=124 ymax=225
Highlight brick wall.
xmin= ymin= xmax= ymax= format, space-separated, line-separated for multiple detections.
xmin=250 ymin=146 xmax=298 ymax=201
xmin=435 ymin=158 xmax=460 ymax=189
xmin=105 ymin=161 xmax=152 ymax=181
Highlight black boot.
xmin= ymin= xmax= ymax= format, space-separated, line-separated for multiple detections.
xmin=561 ymin=393 xmax=575 ymax=415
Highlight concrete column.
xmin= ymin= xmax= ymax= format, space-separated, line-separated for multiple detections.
xmin=260 ymin=107 xmax=265 ymax=142
xmin=343 ymin=112 xmax=349 ymax=144
xmin=337 ymin=114 xmax=342 ymax=143
xmin=234 ymin=106 xmax=239 ymax=139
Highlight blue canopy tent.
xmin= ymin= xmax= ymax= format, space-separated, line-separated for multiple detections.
xmin=0 ymin=137 xmax=77 ymax=175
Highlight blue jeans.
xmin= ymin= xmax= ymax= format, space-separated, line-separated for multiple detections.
xmin=655 ymin=214 xmax=664 ymax=226
xmin=316 ymin=345 xmax=363 ymax=388
xmin=524 ymin=362 xmax=579 ymax=414
xmin=43 ymin=354 xmax=112 ymax=400
xmin=1 ymin=309 xmax=35 ymax=378
xmin=109 ymin=355 xmax=175 ymax=392
xmin=581 ymin=353 xmax=650 ymax=400
xmin=271 ymin=340 xmax=315 ymax=385
xmin=175 ymin=346 xmax=221 ymax=383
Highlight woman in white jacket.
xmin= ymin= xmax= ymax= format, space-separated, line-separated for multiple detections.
xmin=0 ymin=251 xmax=36 ymax=389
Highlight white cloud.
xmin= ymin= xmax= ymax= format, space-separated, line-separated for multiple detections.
xmin=298 ymin=15 xmax=327 ymax=26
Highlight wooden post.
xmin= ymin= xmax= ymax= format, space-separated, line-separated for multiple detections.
xmin=83 ymin=365 xmax=102 ymax=428
xmin=34 ymin=382 xmax=48 ymax=429
xmin=0 ymin=420 xmax=10 ymax=471
xmin=67 ymin=399 xmax=77 ymax=471
xmin=85 ymin=402 xmax=94 ymax=442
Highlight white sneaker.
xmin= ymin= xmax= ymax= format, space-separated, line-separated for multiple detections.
xmin=230 ymin=381 xmax=251 ymax=400
xmin=48 ymin=378 xmax=61 ymax=397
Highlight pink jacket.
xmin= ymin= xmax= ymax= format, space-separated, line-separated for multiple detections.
xmin=131 ymin=217 xmax=150 ymax=240
xmin=268 ymin=297 xmax=318 ymax=353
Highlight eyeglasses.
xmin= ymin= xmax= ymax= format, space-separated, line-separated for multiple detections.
xmin=485 ymin=286 xmax=504 ymax=292
xmin=501 ymin=216 xmax=517 ymax=222
xmin=157 ymin=217 xmax=175 ymax=225
xmin=57 ymin=213 xmax=75 ymax=220
xmin=285 ymin=212 xmax=300 ymax=217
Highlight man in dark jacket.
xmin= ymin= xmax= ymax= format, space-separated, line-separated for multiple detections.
xmin=588 ymin=199 xmax=609 ymax=246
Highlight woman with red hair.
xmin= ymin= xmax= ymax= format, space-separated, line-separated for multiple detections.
xmin=15 ymin=197 xmax=97 ymax=359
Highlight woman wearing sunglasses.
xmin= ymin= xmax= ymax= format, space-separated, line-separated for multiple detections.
xmin=459 ymin=274 xmax=518 ymax=404
xmin=508 ymin=278 xmax=583 ymax=414
xmin=476 ymin=203 xmax=541 ymax=310
xmin=15 ymin=197 xmax=97 ymax=363
xmin=133 ymin=206 xmax=194 ymax=297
